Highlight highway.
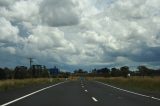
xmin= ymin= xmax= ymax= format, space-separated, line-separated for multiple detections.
xmin=0 ymin=80 xmax=160 ymax=106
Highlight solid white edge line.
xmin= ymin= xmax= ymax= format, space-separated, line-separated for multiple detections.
xmin=92 ymin=97 xmax=98 ymax=102
xmin=96 ymin=81 xmax=160 ymax=101
xmin=1 ymin=81 xmax=67 ymax=106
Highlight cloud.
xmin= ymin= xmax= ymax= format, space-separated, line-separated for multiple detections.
xmin=0 ymin=17 xmax=19 ymax=43
xmin=0 ymin=0 xmax=18 ymax=7
xmin=39 ymin=0 xmax=80 ymax=26
xmin=14 ymin=25 xmax=78 ymax=66
xmin=0 ymin=46 xmax=16 ymax=55
xmin=0 ymin=0 xmax=160 ymax=70
xmin=0 ymin=0 xmax=40 ymax=23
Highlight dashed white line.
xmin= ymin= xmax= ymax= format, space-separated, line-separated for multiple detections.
xmin=0 ymin=81 xmax=66 ymax=106
xmin=85 ymin=90 xmax=88 ymax=92
xmin=92 ymin=97 xmax=98 ymax=102
xmin=96 ymin=81 xmax=160 ymax=101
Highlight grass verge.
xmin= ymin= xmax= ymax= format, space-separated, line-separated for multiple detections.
xmin=0 ymin=78 xmax=64 ymax=91
xmin=94 ymin=77 xmax=160 ymax=96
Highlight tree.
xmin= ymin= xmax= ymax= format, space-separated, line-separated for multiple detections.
xmin=137 ymin=66 xmax=151 ymax=77
xmin=90 ymin=67 xmax=110 ymax=77
xmin=0 ymin=68 xmax=6 ymax=80
xmin=4 ymin=67 xmax=13 ymax=79
xmin=14 ymin=66 xmax=28 ymax=79
xmin=41 ymin=70 xmax=49 ymax=78
xmin=74 ymin=69 xmax=87 ymax=74
xmin=111 ymin=68 xmax=120 ymax=77
xmin=120 ymin=66 xmax=130 ymax=78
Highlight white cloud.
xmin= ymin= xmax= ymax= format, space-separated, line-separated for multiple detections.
xmin=0 ymin=17 xmax=19 ymax=43
xmin=10 ymin=0 xmax=40 ymax=22
xmin=39 ymin=0 xmax=80 ymax=26
xmin=0 ymin=0 xmax=160 ymax=69
xmin=0 ymin=46 xmax=16 ymax=54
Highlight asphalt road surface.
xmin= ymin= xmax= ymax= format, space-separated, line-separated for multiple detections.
xmin=0 ymin=80 xmax=160 ymax=106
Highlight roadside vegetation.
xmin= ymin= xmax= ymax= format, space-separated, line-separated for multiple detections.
xmin=72 ymin=67 xmax=160 ymax=97
xmin=0 ymin=64 xmax=160 ymax=93
xmin=94 ymin=77 xmax=160 ymax=95
xmin=0 ymin=78 xmax=64 ymax=91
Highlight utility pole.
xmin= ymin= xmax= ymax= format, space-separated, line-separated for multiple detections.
xmin=28 ymin=58 xmax=34 ymax=69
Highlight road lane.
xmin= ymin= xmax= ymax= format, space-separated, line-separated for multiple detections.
xmin=7 ymin=81 xmax=97 ymax=106
xmin=0 ymin=83 xmax=62 ymax=105
xmin=85 ymin=80 xmax=160 ymax=106
xmin=1 ymin=82 xmax=66 ymax=106
xmin=0 ymin=80 xmax=160 ymax=106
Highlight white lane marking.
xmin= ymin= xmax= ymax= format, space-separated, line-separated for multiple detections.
xmin=96 ymin=81 xmax=160 ymax=101
xmin=1 ymin=81 xmax=66 ymax=106
xmin=85 ymin=90 xmax=88 ymax=92
xmin=92 ymin=97 xmax=98 ymax=102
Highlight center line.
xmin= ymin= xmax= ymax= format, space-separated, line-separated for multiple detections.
xmin=92 ymin=97 xmax=98 ymax=102
xmin=85 ymin=90 xmax=88 ymax=92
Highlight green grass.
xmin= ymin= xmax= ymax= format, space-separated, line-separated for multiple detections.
xmin=95 ymin=77 xmax=160 ymax=94
xmin=0 ymin=78 xmax=64 ymax=91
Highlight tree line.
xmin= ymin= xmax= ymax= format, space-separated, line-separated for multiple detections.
xmin=0 ymin=66 xmax=49 ymax=80
xmin=0 ymin=65 xmax=71 ymax=80
xmin=73 ymin=65 xmax=160 ymax=78
xmin=1 ymin=65 xmax=160 ymax=80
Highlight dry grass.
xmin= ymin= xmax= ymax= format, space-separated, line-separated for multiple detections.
xmin=68 ymin=76 xmax=79 ymax=80
xmin=0 ymin=78 xmax=64 ymax=91
xmin=94 ymin=76 xmax=160 ymax=93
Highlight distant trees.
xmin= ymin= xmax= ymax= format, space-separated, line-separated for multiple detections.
xmin=58 ymin=72 xmax=71 ymax=78
xmin=91 ymin=68 xmax=110 ymax=77
xmin=14 ymin=66 xmax=28 ymax=79
xmin=30 ymin=65 xmax=49 ymax=78
xmin=137 ymin=65 xmax=152 ymax=77
xmin=111 ymin=68 xmax=120 ymax=77
xmin=120 ymin=66 xmax=130 ymax=77
xmin=1 ymin=65 xmax=160 ymax=80
xmin=110 ymin=66 xmax=130 ymax=78
xmin=0 ymin=67 xmax=13 ymax=80
xmin=0 ymin=65 xmax=52 ymax=80
xmin=74 ymin=69 xmax=88 ymax=74
xmin=89 ymin=66 xmax=160 ymax=78
xmin=0 ymin=68 xmax=7 ymax=80
xmin=13 ymin=65 xmax=50 ymax=79
xmin=73 ymin=69 xmax=88 ymax=77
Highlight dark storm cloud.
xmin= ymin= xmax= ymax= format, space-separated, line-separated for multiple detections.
xmin=129 ymin=46 xmax=160 ymax=62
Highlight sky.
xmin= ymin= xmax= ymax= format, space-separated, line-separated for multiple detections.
xmin=0 ymin=0 xmax=160 ymax=71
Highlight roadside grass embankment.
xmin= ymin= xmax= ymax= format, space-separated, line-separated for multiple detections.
xmin=0 ymin=78 xmax=64 ymax=91
xmin=94 ymin=76 xmax=160 ymax=96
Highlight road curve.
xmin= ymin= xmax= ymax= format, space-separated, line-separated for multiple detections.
xmin=0 ymin=80 xmax=160 ymax=106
